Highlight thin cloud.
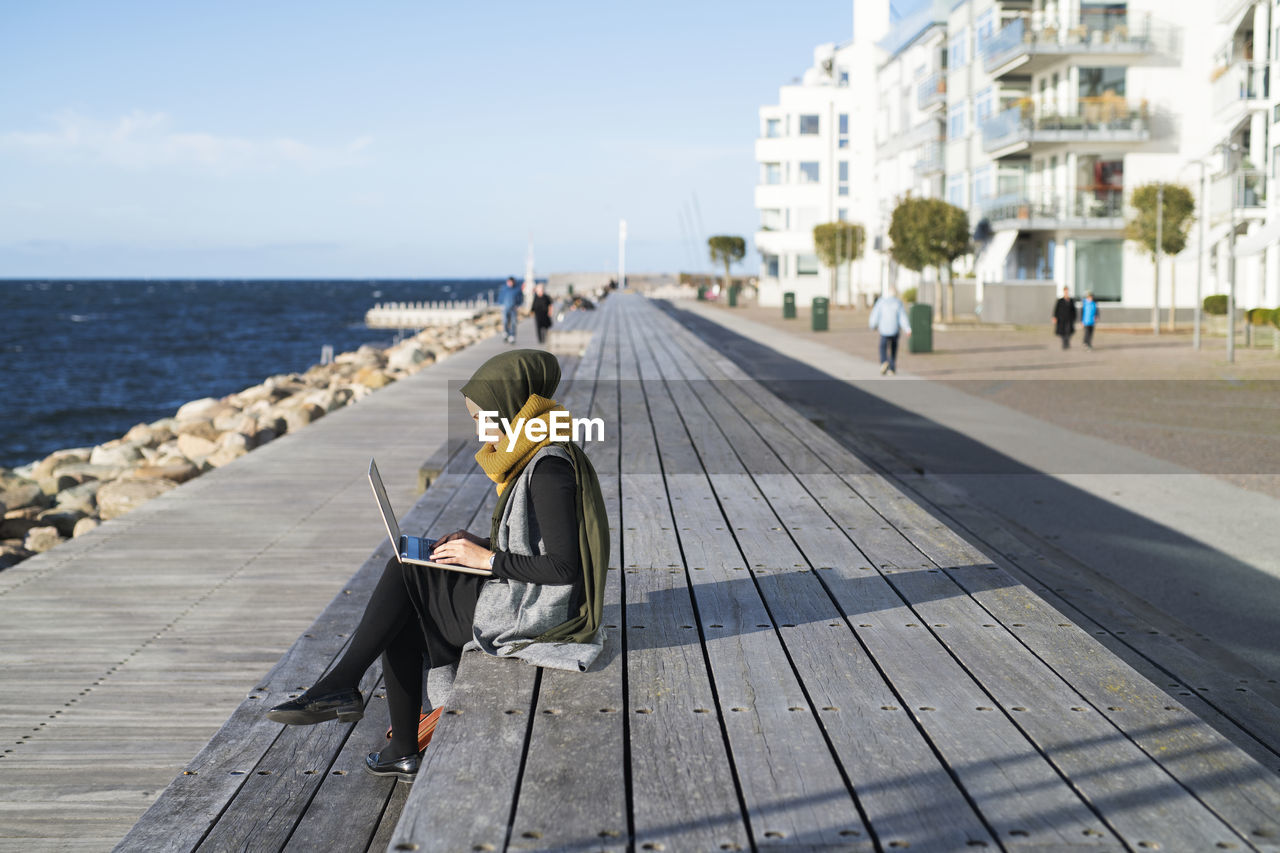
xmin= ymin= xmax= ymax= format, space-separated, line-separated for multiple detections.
xmin=0 ymin=110 xmax=373 ymax=173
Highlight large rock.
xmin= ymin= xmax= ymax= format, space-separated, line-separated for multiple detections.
xmin=132 ymin=460 xmax=200 ymax=483
xmin=387 ymin=342 xmax=430 ymax=373
xmin=206 ymin=444 xmax=248 ymax=468
xmin=279 ymin=402 xmax=325 ymax=433
xmin=176 ymin=433 xmax=219 ymax=461
xmin=0 ymin=470 xmax=48 ymax=510
xmin=213 ymin=407 xmax=247 ymax=433
xmin=175 ymin=418 xmax=220 ymax=442
xmin=72 ymin=517 xmax=100 ymax=538
xmin=36 ymin=508 xmax=86 ymax=537
xmin=24 ymin=526 xmax=63 ymax=554
xmin=89 ymin=440 xmax=145 ymax=468
xmin=175 ymin=397 xmax=222 ymax=422
xmin=31 ymin=448 xmax=91 ymax=484
xmin=56 ymin=480 xmax=102 ymax=514
xmin=96 ymin=477 xmax=179 ymax=520
xmin=0 ymin=544 xmax=33 ymax=570
xmin=49 ymin=463 xmax=125 ymax=492
xmin=353 ymin=366 xmax=393 ymax=389
xmin=1 ymin=508 xmax=44 ymax=540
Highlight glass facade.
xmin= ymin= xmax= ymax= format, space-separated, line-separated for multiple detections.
xmin=1075 ymin=239 xmax=1124 ymax=301
xmin=799 ymin=114 xmax=820 ymax=135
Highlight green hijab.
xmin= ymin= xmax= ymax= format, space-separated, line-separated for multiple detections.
xmin=460 ymin=349 xmax=610 ymax=649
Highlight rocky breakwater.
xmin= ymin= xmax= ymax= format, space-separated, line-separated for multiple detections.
xmin=0 ymin=310 xmax=503 ymax=571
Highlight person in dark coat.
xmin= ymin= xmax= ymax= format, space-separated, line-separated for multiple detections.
xmin=1052 ymin=286 xmax=1077 ymax=349
xmin=530 ymin=283 xmax=553 ymax=344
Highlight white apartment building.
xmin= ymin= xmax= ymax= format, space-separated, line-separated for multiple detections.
xmin=770 ymin=0 xmax=1280 ymax=324
xmin=753 ymin=2 xmax=889 ymax=308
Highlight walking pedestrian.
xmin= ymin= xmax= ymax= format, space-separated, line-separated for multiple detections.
xmin=868 ymin=287 xmax=912 ymax=375
xmin=1052 ymin=286 xmax=1077 ymax=350
xmin=531 ymin=283 xmax=553 ymax=344
xmin=498 ymin=276 xmax=523 ymax=343
xmin=1081 ymin=291 xmax=1098 ymax=350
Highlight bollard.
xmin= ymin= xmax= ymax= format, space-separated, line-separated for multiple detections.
xmin=728 ymin=285 xmax=739 ymax=307
xmin=783 ymin=291 xmax=796 ymax=319
xmin=812 ymin=297 xmax=829 ymax=331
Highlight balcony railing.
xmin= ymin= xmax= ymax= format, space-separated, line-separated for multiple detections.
xmin=983 ymin=14 xmax=1179 ymax=74
xmin=917 ymin=71 xmax=946 ymax=111
xmin=1210 ymin=170 xmax=1268 ymax=221
xmin=983 ymin=189 xmax=1126 ymax=229
xmin=982 ymin=97 xmax=1151 ymax=153
xmin=1211 ymin=62 xmax=1270 ymax=116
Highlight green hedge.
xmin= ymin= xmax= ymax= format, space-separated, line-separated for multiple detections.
xmin=1247 ymin=307 xmax=1277 ymax=325
xmin=902 ymin=287 xmax=918 ymax=304
xmin=1273 ymin=307 xmax=1280 ymax=328
xmin=1203 ymin=294 xmax=1229 ymax=315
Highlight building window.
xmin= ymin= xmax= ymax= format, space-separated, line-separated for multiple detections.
xmin=975 ymin=10 xmax=995 ymax=55
xmin=1273 ymin=145 xmax=1280 ymax=178
xmin=760 ymin=208 xmax=785 ymax=231
xmin=1075 ymin=240 xmax=1123 ymax=301
xmin=763 ymin=162 xmax=782 ymax=185
xmin=975 ymin=87 xmax=994 ymax=128
xmin=1079 ymin=66 xmax=1126 ymax=98
xmin=947 ymin=177 xmax=967 ymax=208
xmin=839 ymin=67 xmax=850 ymax=85
xmin=838 ymin=208 xmax=848 ymax=222
xmin=798 ymin=161 xmax=820 ymax=183
xmin=799 ymin=114 xmax=820 ymax=135
xmin=948 ymin=27 xmax=969 ymax=69
xmin=947 ymin=103 xmax=966 ymax=140
xmin=838 ymin=113 xmax=849 ymax=149
xmin=763 ymin=254 xmax=780 ymax=278
xmin=838 ymin=161 xmax=849 ymax=196
xmin=765 ymin=118 xmax=782 ymax=138
xmin=796 ymin=253 xmax=820 ymax=276
xmin=974 ymin=165 xmax=993 ymax=202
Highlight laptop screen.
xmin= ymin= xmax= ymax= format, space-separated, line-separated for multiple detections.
xmin=368 ymin=459 xmax=403 ymax=547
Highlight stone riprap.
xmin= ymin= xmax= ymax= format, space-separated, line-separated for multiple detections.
xmin=0 ymin=310 xmax=502 ymax=570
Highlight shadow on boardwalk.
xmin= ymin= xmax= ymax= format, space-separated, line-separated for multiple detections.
xmin=658 ymin=301 xmax=1280 ymax=756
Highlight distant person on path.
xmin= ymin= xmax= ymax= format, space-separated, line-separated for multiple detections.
xmin=1052 ymin=286 xmax=1077 ymax=349
xmin=267 ymin=350 xmax=610 ymax=782
xmin=498 ymin=276 xmax=523 ymax=344
xmin=868 ymin=287 xmax=912 ymax=375
xmin=1081 ymin=291 xmax=1099 ymax=350
xmin=531 ymin=283 xmax=553 ymax=344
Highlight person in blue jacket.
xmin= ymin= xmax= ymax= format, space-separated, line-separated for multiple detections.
xmin=869 ymin=288 xmax=912 ymax=375
xmin=497 ymin=276 xmax=523 ymax=343
xmin=1081 ymin=291 xmax=1099 ymax=350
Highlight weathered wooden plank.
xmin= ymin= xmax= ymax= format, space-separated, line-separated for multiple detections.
xmin=655 ymin=306 xmax=1280 ymax=849
xmin=113 ymin=470 xmax=484 ymax=852
xmin=391 ymin=301 xmax=618 ymax=852
xmin=279 ymin=677 xmax=398 ymax=853
xmin=629 ymin=310 xmax=872 ymax=850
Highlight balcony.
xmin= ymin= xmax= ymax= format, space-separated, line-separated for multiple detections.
xmin=1211 ymin=63 xmax=1270 ymax=126
xmin=1209 ymin=170 xmax=1268 ymax=224
xmin=983 ymin=14 xmax=1180 ymax=77
xmin=983 ymin=189 xmax=1127 ymax=232
xmin=1218 ymin=0 xmax=1260 ymax=26
xmin=917 ymin=71 xmax=946 ymax=112
xmin=982 ymin=98 xmax=1152 ymax=157
xmin=914 ymin=141 xmax=944 ymax=177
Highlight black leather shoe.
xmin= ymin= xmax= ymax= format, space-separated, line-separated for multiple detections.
xmin=365 ymin=750 xmax=420 ymax=782
xmin=266 ymin=687 xmax=363 ymax=725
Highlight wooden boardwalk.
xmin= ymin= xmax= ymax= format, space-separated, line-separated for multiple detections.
xmin=116 ymin=293 xmax=1280 ymax=852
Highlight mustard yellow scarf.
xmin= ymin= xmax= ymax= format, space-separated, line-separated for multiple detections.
xmin=473 ymin=393 xmax=565 ymax=494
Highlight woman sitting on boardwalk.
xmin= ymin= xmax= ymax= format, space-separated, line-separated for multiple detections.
xmin=267 ymin=349 xmax=610 ymax=781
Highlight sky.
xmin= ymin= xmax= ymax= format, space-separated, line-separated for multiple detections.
xmin=0 ymin=1 xmax=881 ymax=278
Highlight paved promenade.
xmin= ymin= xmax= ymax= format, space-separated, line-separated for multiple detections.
xmin=672 ymin=299 xmax=1280 ymax=721
xmin=0 ymin=320 xmax=524 ymax=850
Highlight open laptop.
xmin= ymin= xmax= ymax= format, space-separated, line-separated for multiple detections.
xmin=368 ymin=458 xmax=492 ymax=576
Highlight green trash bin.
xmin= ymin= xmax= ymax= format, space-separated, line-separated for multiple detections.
xmin=783 ymin=291 xmax=796 ymax=319
xmin=697 ymin=285 xmax=708 ymax=301
xmin=908 ymin=303 xmax=933 ymax=353
xmin=728 ymin=284 xmax=739 ymax=307
xmin=812 ymin=297 xmax=829 ymax=332
xmin=567 ymin=283 xmax=574 ymax=296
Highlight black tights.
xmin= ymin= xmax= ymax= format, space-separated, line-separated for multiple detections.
xmin=313 ymin=558 xmax=426 ymax=760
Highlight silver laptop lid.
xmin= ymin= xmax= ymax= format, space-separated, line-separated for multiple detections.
xmin=368 ymin=459 xmax=402 ymax=549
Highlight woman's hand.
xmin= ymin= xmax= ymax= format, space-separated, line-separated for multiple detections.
xmin=435 ymin=529 xmax=489 ymax=548
xmin=430 ymin=537 xmax=495 ymax=571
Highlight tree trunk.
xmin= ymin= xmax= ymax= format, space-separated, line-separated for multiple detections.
xmin=947 ymin=264 xmax=956 ymax=322
xmin=1168 ymin=261 xmax=1176 ymax=332
xmin=724 ymin=259 xmax=731 ymax=301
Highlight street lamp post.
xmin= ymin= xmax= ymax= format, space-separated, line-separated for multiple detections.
xmin=1195 ymin=159 xmax=1206 ymax=350
xmin=1153 ymin=183 xmax=1163 ymax=335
